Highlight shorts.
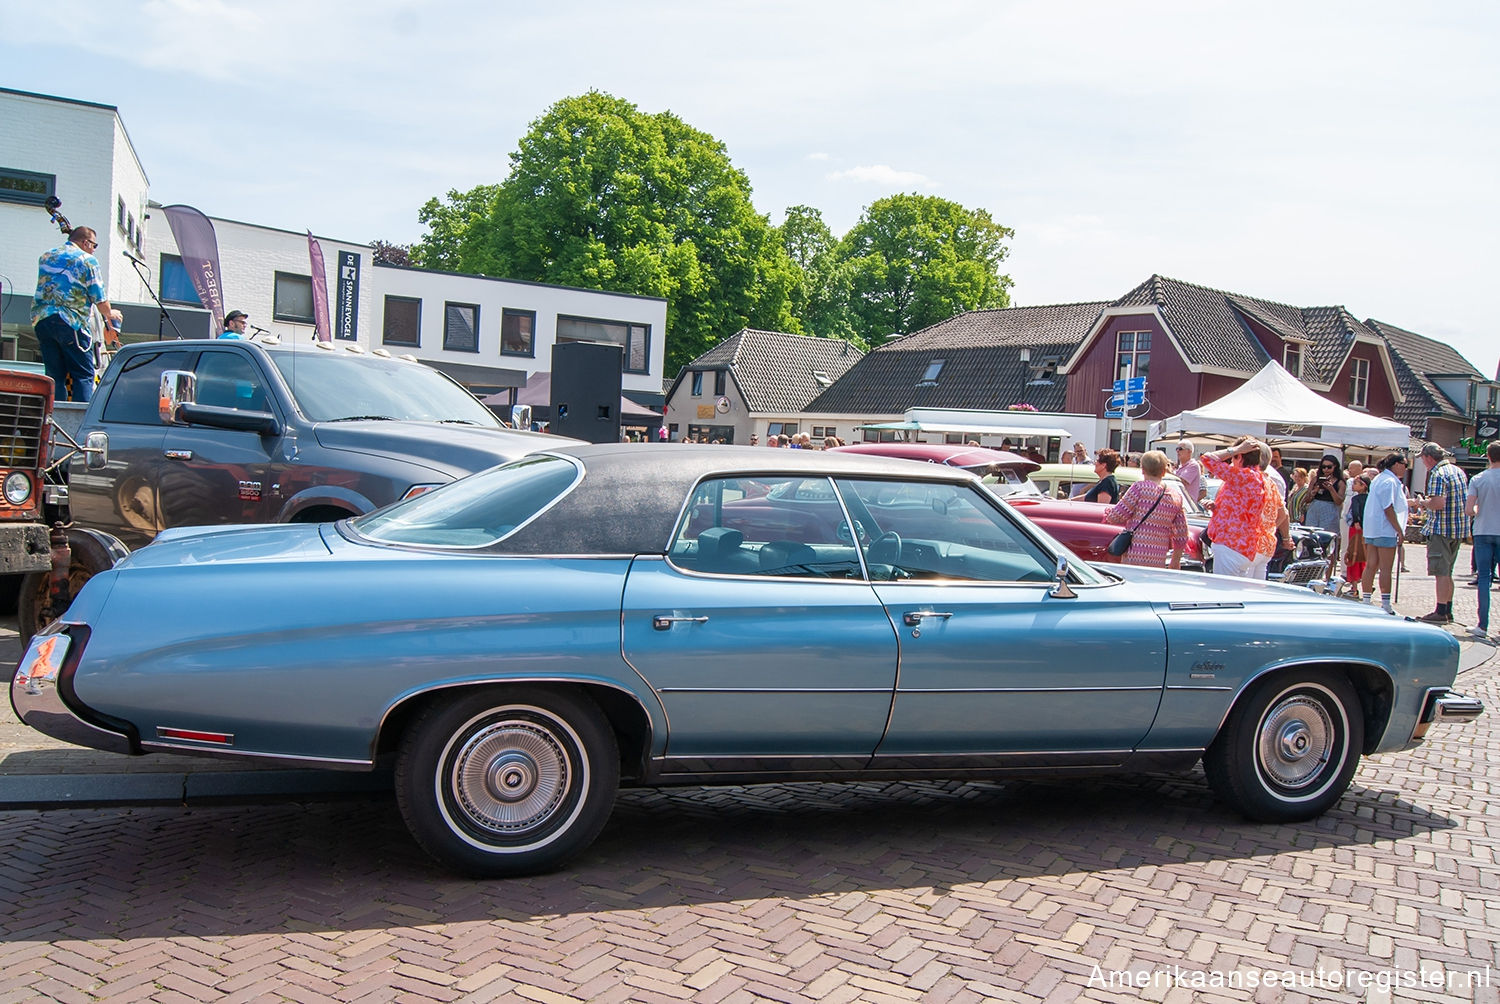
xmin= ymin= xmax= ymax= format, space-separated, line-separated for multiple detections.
xmin=1364 ymin=535 xmax=1398 ymax=549
xmin=1426 ymin=535 xmax=1462 ymax=576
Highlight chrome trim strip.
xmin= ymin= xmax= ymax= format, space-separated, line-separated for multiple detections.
xmin=1166 ymin=684 xmax=1234 ymax=692
xmin=139 ymin=741 xmax=372 ymax=769
xmin=1167 ymin=601 xmax=1245 ymax=610
xmin=863 ymin=748 xmax=1134 ymax=759
xmin=656 ymin=687 xmax=891 ymax=694
xmin=896 ymin=685 xmax=1163 ymax=694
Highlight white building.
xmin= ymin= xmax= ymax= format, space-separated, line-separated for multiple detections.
xmin=0 ymin=87 xmax=668 ymax=406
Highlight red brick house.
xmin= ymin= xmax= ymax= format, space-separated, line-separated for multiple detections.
xmin=1060 ymin=276 xmax=1403 ymax=452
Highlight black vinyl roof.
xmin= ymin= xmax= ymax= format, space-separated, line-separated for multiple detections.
xmin=502 ymin=443 xmax=972 ymax=556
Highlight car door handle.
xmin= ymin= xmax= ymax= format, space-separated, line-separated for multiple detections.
xmin=653 ymin=615 xmax=709 ymax=630
xmin=903 ymin=611 xmax=953 ymax=626
xmin=164 ymin=450 xmax=193 ymax=461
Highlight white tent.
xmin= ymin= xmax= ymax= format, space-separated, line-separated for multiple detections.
xmin=1148 ymin=361 xmax=1410 ymax=450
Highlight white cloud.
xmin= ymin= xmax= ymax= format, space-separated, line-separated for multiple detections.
xmin=826 ymin=165 xmax=939 ymax=189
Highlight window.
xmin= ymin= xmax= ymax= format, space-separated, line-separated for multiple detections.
xmin=556 ymin=315 xmax=651 ymax=373
xmin=117 ymin=197 xmax=127 ymax=232
xmin=668 ymin=476 xmax=862 ymax=579
xmin=812 ymin=426 xmax=838 ymax=439
xmin=195 ymin=351 xmax=269 ymax=412
xmin=1116 ymin=330 xmax=1150 ymax=382
xmin=273 ymin=272 xmax=314 ymax=323
xmin=767 ymin=422 xmax=799 ymax=438
xmin=0 ymin=167 xmax=54 ymax=207
xmin=159 ymin=254 xmax=203 ymax=307
xmin=127 ymin=213 xmax=135 ymax=245
xmin=691 ymin=372 xmax=703 ymax=396
xmin=443 ymin=302 xmax=479 ymax=353
xmin=102 ymin=349 xmax=194 ymax=424
xmin=382 ymin=295 xmax=421 ymax=347
xmin=919 ymin=359 xmax=945 ymax=384
xmin=501 ymin=309 xmax=535 ymax=357
xmin=714 ymin=371 xmax=726 ymax=396
xmin=1349 ymin=358 xmax=1369 ymax=409
xmin=813 ymin=370 xmax=832 ymax=388
xmin=1284 ymin=342 xmax=1302 ymax=378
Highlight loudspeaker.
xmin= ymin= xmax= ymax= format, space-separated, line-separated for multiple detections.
xmin=550 ymin=341 xmax=623 ymax=443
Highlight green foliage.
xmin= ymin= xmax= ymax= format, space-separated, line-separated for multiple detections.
xmin=837 ymin=193 xmax=1013 ymax=345
xmin=413 ymin=92 xmax=798 ymax=376
xmin=778 ymin=206 xmax=859 ymax=345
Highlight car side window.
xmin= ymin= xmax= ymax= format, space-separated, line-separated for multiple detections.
xmin=834 ymin=479 xmax=1056 ymax=583
xmin=669 ymin=476 xmax=864 ymax=579
xmin=101 ymin=350 xmax=195 ymax=425
xmin=195 ymin=352 xmax=269 ymax=413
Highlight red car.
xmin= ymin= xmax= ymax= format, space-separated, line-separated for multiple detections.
xmin=828 ymin=443 xmax=1206 ymax=569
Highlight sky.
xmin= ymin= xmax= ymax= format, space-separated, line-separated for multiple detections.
xmin=4 ymin=0 xmax=1496 ymax=377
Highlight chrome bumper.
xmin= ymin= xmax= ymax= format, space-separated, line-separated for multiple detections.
xmin=1411 ymin=687 xmax=1486 ymax=743
xmin=10 ymin=627 xmax=133 ymax=755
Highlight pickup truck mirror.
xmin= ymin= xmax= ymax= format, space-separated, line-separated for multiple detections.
xmin=159 ymin=370 xmax=281 ymax=436
xmin=159 ymin=370 xmax=196 ymax=423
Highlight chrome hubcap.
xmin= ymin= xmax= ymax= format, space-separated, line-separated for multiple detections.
xmin=451 ymin=721 xmax=569 ymax=835
xmin=1258 ymin=696 xmax=1333 ymax=788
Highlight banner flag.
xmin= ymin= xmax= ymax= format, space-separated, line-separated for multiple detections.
xmin=160 ymin=205 xmax=225 ymax=334
xmin=307 ymin=232 xmax=332 ymax=342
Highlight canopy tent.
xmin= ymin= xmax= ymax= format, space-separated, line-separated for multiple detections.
xmin=1148 ymin=361 xmax=1410 ymax=451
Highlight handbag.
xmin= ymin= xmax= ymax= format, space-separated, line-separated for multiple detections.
xmin=1107 ymin=488 xmax=1167 ymax=556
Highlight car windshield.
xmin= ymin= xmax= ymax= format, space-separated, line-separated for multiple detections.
xmin=268 ymin=350 xmax=503 ymax=426
xmin=350 ymin=454 xmax=580 ymax=548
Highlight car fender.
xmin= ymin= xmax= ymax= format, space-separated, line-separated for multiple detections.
xmin=274 ymin=484 xmax=381 ymax=523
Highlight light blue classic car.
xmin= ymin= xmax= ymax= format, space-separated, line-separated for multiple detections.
xmin=12 ymin=445 xmax=1482 ymax=876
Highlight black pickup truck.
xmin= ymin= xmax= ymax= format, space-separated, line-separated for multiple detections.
xmin=20 ymin=338 xmax=567 ymax=639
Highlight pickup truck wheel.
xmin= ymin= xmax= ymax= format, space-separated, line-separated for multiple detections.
xmin=17 ymin=530 xmax=116 ymax=644
xmin=1203 ymin=670 xmax=1363 ymax=822
xmin=395 ymin=687 xmax=619 ymax=877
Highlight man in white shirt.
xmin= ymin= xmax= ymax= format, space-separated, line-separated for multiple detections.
xmin=1173 ymin=442 xmax=1203 ymax=502
xmin=1466 ymin=441 xmax=1500 ymax=638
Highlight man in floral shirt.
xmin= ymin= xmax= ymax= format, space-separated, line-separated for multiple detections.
xmin=1200 ymin=437 xmax=1272 ymax=578
xmin=31 ymin=226 xmax=114 ymax=402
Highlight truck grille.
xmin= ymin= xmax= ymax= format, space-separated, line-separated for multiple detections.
xmin=0 ymin=391 xmax=47 ymax=468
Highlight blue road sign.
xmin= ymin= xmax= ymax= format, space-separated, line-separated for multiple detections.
xmin=1125 ymin=390 xmax=1145 ymax=406
xmin=1126 ymin=376 xmax=1146 ymax=392
xmin=1112 ymin=379 xmax=1126 ymax=394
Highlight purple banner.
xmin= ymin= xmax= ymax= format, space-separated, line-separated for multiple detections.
xmin=307 ymin=232 xmax=331 ymax=342
xmin=161 ymin=205 xmax=225 ymax=334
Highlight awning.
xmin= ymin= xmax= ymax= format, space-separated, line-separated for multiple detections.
xmin=859 ymin=420 xmax=1073 ymax=438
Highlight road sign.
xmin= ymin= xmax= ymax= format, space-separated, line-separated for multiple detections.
xmin=1108 ymin=391 xmax=1145 ymax=410
xmin=1127 ymin=376 xmax=1146 ymax=392
xmin=1104 ymin=409 xmax=1125 ymax=419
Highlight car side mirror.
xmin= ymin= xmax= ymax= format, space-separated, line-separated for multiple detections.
xmin=1049 ymin=555 xmax=1077 ymax=599
xmin=159 ymin=370 xmax=196 ymax=424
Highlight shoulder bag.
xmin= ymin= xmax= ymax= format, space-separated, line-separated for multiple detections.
xmin=1107 ymin=487 xmax=1167 ymax=557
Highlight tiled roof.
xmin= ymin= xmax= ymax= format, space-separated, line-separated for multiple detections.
xmin=1365 ymin=318 xmax=1480 ymax=436
xmin=675 ymin=329 xmax=865 ymax=414
xmin=1112 ymin=276 xmax=1377 ymax=383
xmin=804 ymin=303 xmax=1106 ymax=414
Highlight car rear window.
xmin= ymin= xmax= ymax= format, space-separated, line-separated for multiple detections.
xmin=350 ymin=454 xmax=580 ymax=549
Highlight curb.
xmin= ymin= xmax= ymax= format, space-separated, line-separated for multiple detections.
xmin=0 ymin=767 xmax=393 ymax=810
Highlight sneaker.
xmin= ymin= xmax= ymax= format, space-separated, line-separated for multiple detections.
xmin=1381 ymin=603 xmax=1396 ymax=615
xmin=1471 ymin=625 xmax=1491 ymax=638
xmin=1418 ymin=610 xmax=1453 ymax=624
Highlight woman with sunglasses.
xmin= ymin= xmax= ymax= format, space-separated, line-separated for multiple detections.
xmin=1304 ymin=454 xmax=1346 ymax=577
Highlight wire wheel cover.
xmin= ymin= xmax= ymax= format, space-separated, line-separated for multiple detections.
xmin=1256 ymin=695 xmax=1335 ymax=789
xmin=449 ymin=719 xmax=571 ymax=835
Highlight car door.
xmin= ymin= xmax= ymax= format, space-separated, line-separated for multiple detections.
xmin=622 ymin=474 xmax=899 ymax=763
xmin=157 ymin=348 xmax=287 ymax=529
xmin=833 ymin=478 xmax=1168 ymax=763
xmin=68 ymin=347 xmax=196 ymax=550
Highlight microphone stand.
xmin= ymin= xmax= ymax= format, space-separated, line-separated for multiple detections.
xmin=125 ymin=255 xmax=188 ymax=340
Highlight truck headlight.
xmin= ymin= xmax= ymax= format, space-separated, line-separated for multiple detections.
xmin=3 ymin=472 xmax=32 ymax=505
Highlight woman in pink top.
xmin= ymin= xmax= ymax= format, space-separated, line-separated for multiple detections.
xmin=1104 ymin=450 xmax=1188 ymax=568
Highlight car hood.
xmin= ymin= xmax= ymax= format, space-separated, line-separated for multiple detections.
xmin=1112 ymin=564 xmax=1433 ymax=621
xmin=312 ymin=421 xmax=576 ymax=478
xmin=118 ymin=522 xmax=333 ymax=569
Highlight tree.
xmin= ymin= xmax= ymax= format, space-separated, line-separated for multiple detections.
xmin=370 ymin=240 xmax=412 ymax=267
xmin=412 ymin=92 xmax=799 ymax=375
xmin=778 ymin=206 xmax=858 ymax=344
xmin=837 ymin=194 xmax=1013 ymax=345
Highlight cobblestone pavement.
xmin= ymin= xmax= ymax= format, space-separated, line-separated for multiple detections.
xmin=0 ymin=564 xmax=1495 ymax=1002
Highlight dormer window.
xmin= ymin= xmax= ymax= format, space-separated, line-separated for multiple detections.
xmin=918 ymin=359 xmax=945 ymax=385
xmin=812 ymin=370 xmax=832 ymax=388
xmin=1284 ymin=343 xmax=1302 ymax=378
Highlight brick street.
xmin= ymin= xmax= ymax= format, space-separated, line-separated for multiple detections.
xmin=0 ymin=569 xmax=1496 ymax=1002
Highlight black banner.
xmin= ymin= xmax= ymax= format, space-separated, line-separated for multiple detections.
xmin=335 ymin=251 xmax=360 ymax=342
xmin=1477 ymin=413 xmax=1499 ymax=440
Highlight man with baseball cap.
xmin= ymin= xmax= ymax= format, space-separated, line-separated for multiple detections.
xmin=220 ymin=310 xmax=249 ymax=339
xmin=1417 ymin=442 xmax=1469 ymax=624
